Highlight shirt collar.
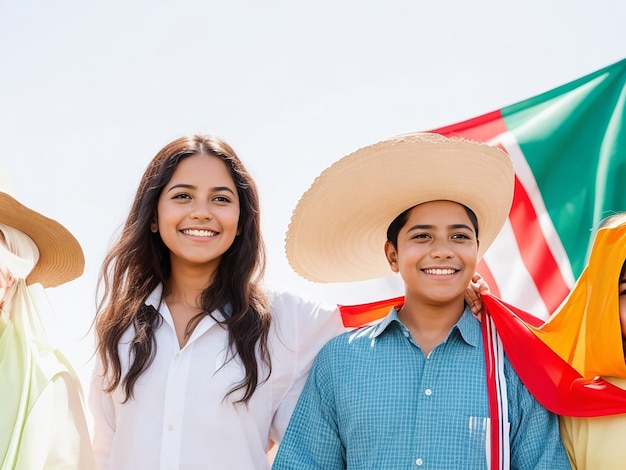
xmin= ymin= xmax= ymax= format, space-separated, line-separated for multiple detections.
xmin=144 ymin=284 xmax=227 ymax=325
xmin=371 ymin=304 xmax=481 ymax=347
xmin=145 ymin=284 xmax=164 ymax=310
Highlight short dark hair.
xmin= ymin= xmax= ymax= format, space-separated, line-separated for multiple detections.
xmin=386 ymin=201 xmax=479 ymax=248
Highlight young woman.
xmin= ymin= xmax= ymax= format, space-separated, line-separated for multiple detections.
xmin=89 ymin=135 xmax=345 ymax=469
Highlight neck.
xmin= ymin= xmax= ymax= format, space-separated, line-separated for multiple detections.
xmin=164 ymin=268 xmax=215 ymax=349
xmin=166 ymin=266 xmax=214 ymax=309
xmin=398 ymin=296 xmax=466 ymax=356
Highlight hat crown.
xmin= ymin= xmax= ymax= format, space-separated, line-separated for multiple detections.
xmin=0 ymin=167 xmax=85 ymax=287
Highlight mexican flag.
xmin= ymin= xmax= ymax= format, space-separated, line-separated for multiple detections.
xmin=430 ymin=57 xmax=626 ymax=320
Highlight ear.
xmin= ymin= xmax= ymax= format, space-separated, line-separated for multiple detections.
xmin=384 ymin=240 xmax=399 ymax=273
xmin=150 ymin=218 xmax=158 ymax=233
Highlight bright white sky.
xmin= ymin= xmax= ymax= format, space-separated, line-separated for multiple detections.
xmin=2 ymin=0 xmax=625 ymax=390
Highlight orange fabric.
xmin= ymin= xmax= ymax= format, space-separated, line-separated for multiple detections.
xmin=530 ymin=217 xmax=626 ymax=379
xmin=339 ymin=296 xmax=403 ymax=327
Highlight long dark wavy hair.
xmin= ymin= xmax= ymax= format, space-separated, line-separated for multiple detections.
xmin=95 ymin=135 xmax=271 ymax=404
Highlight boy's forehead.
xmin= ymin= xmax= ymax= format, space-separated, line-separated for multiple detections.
xmin=407 ymin=200 xmax=471 ymax=218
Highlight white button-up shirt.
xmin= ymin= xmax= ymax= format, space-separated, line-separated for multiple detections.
xmin=89 ymin=286 xmax=345 ymax=469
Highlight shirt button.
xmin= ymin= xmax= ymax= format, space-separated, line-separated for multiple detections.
xmin=424 ymin=389 xmax=433 ymax=396
xmin=168 ymin=425 xmax=174 ymax=431
xmin=415 ymin=458 xmax=424 ymax=466
xmin=175 ymin=352 xmax=180 ymax=358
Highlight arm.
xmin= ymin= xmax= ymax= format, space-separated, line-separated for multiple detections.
xmin=272 ymin=346 xmax=345 ymax=470
xmin=88 ymin=357 xmax=117 ymax=470
xmin=44 ymin=373 xmax=96 ymax=469
xmin=12 ymin=372 xmax=95 ymax=469
xmin=269 ymin=290 xmax=346 ymax=443
xmin=507 ymin=363 xmax=572 ymax=470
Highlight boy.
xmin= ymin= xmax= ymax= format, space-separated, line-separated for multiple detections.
xmin=273 ymin=133 xmax=570 ymax=469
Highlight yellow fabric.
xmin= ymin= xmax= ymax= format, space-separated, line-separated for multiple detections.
xmin=559 ymin=377 xmax=626 ymax=470
xmin=529 ymin=216 xmax=626 ymax=378
xmin=0 ymin=225 xmax=94 ymax=469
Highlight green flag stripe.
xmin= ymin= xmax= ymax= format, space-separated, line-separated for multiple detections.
xmin=501 ymin=58 xmax=626 ymax=277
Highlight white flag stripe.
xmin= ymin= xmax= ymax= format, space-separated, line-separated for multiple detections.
xmin=483 ymin=218 xmax=550 ymax=320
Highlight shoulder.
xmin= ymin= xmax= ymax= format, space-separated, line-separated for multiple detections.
xmin=263 ymin=285 xmax=333 ymax=308
xmin=262 ymin=285 xmax=345 ymax=351
xmin=263 ymin=286 xmax=339 ymax=325
xmin=500 ymin=352 xmax=542 ymax=405
xmin=316 ymin=325 xmax=378 ymax=358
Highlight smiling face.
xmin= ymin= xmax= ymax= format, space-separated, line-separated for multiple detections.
xmin=155 ymin=153 xmax=240 ymax=277
xmin=385 ymin=200 xmax=479 ymax=308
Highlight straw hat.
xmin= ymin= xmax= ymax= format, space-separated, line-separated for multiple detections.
xmin=286 ymin=132 xmax=515 ymax=283
xmin=0 ymin=169 xmax=84 ymax=287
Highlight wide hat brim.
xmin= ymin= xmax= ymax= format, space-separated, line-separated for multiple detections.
xmin=286 ymin=132 xmax=515 ymax=283
xmin=0 ymin=192 xmax=84 ymax=287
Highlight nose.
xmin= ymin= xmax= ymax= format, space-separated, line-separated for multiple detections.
xmin=190 ymin=201 xmax=213 ymax=221
xmin=429 ymin=239 xmax=454 ymax=259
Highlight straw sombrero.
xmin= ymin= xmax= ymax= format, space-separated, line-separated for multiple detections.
xmin=286 ymin=132 xmax=515 ymax=283
xmin=0 ymin=169 xmax=84 ymax=287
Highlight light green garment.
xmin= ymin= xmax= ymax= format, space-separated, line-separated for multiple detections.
xmin=0 ymin=225 xmax=94 ymax=470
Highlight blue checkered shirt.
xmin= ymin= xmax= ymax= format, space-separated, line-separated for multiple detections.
xmin=272 ymin=307 xmax=571 ymax=469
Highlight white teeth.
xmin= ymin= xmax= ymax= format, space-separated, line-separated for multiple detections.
xmin=424 ymin=268 xmax=456 ymax=275
xmin=182 ymin=229 xmax=217 ymax=237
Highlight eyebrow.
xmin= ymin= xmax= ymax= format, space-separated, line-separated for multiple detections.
xmin=406 ymin=223 xmax=474 ymax=232
xmin=166 ymin=183 xmax=236 ymax=195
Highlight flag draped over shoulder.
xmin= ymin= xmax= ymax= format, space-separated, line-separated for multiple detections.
xmin=471 ymin=214 xmax=626 ymax=417
xmin=338 ymin=59 xmax=626 ymax=418
xmin=430 ymin=58 xmax=626 ymax=319
xmin=339 ymin=216 xmax=626 ymax=417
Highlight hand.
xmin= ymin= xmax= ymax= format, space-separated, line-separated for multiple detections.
xmin=465 ymin=272 xmax=490 ymax=319
xmin=0 ymin=267 xmax=15 ymax=311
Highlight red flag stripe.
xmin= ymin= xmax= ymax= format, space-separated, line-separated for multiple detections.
xmin=430 ymin=110 xmax=504 ymax=136
xmin=508 ymin=176 xmax=571 ymax=313
xmin=482 ymin=316 xmax=504 ymax=468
